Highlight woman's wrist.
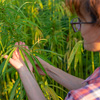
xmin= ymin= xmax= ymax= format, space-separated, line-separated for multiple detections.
xmin=17 ymin=66 xmax=27 ymax=73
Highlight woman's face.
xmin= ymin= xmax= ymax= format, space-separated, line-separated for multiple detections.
xmin=79 ymin=8 xmax=100 ymax=51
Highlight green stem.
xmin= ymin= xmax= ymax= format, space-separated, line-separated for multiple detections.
xmin=91 ymin=52 xmax=95 ymax=72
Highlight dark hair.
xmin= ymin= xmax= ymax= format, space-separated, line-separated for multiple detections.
xmin=65 ymin=0 xmax=100 ymax=25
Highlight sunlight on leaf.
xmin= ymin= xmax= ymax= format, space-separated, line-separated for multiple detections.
xmin=67 ymin=41 xmax=83 ymax=70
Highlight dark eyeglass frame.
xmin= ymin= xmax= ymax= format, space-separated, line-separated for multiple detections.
xmin=70 ymin=18 xmax=96 ymax=32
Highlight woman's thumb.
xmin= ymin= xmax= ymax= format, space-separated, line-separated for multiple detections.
xmin=3 ymin=55 xmax=8 ymax=59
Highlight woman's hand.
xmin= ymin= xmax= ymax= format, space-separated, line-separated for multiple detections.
xmin=3 ymin=42 xmax=33 ymax=72
xmin=3 ymin=41 xmax=50 ymax=75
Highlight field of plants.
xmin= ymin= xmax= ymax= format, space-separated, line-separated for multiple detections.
xmin=0 ymin=0 xmax=100 ymax=100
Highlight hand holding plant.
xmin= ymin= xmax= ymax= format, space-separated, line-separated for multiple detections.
xmin=3 ymin=42 xmax=33 ymax=72
xmin=3 ymin=41 xmax=49 ymax=76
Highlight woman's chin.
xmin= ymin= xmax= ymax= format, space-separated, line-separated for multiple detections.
xmin=84 ymin=42 xmax=100 ymax=52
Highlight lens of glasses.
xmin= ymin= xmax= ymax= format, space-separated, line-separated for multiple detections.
xmin=72 ymin=18 xmax=81 ymax=32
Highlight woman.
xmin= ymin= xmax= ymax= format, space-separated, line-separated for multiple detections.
xmin=3 ymin=0 xmax=100 ymax=99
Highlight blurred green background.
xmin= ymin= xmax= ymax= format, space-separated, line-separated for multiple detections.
xmin=0 ymin=0 xmax=100 ymax=100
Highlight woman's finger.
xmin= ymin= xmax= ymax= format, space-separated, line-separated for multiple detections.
xmin=13 ymin=48 xmax=20 ymax=59
xmin=3 ymin=55 xmax=15 ymax=66
xmin=15 ymin=42 xmax=18 ymax=46
xmin=3 ymin=55 xmax=23 ymax=70
xmin=22 ymin=42 xmax=25 ymax=47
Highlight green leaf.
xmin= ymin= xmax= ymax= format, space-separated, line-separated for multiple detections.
xmin=74 ymin=45 xmax=82 ymax=70
xmin=21 ymin=48 xmax=40 ymax=77
xmin=18 ymin=19 xmax=41 ymax=29
xmin=19 ymin=49 xmax=30 ymax=72
xmin=33 ymin=52 xmax=55 ymax=67
xmin=5 ymin=67 xmax=15 ymax=73
xmin=0 ymin=60 xmax=5 ymax=75
xmin=20 ymin=82 xmax=23 ymax=100
xmin=32 ymin=55 xmax=48 ymax=76
xmin=33 ymin=49 xmax=64 ymax=57
xmin=74 ymin=52 xmax=79 ymax=70
xmin=68 ymin=41 xmax=83 ymax=70
xmin=48 ymin=84 xmax=68 ymax=94
xmin=9 ymin=78 xmax=20 ymax=100
xmin=17 ymin=2 xmax=32 ymax=12
xmin=45 ymin=86 xmax=59 ymax=100
xmin=30 ymin=39 xmax=47 ymax=49
xmin=2 ymin=48 xmax=17 ymax=80
xmin=0 ymin=47 xmax=14 ymax=61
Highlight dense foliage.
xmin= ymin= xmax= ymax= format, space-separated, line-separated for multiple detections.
xmin=0 ymin=0 xmax=100 ymax=100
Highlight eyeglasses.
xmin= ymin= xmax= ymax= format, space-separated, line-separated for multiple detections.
xmin=70 ymin=18 xmax=95 ymax=32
